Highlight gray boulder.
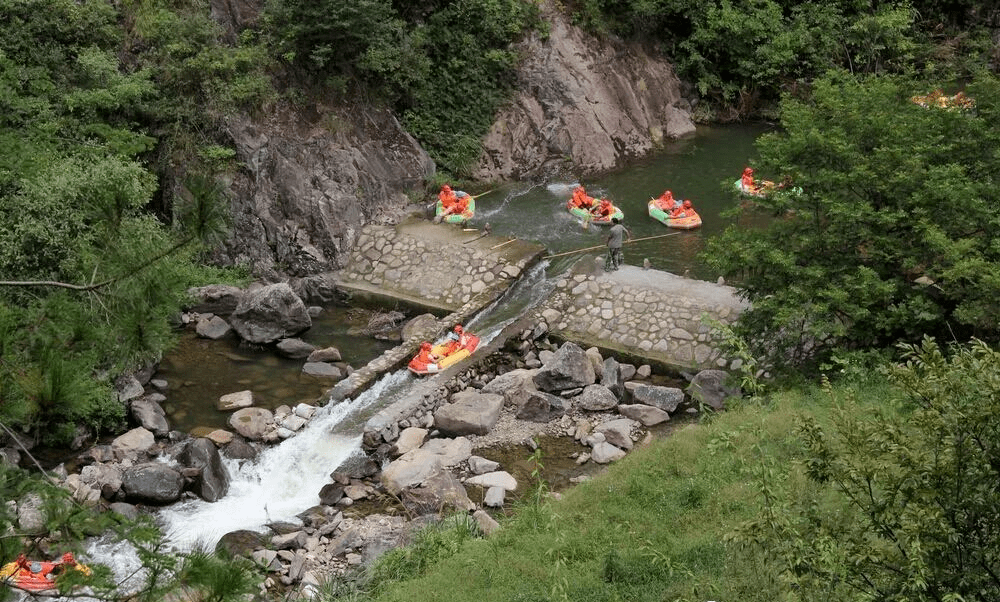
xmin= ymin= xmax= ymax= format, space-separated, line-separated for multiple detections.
xmin=229 ymin=407 xmax=274 ymax=440
xmin=687 ymin=369 xmax=741 ymax=411
xmin=130 ymin=397 xmax=169 ymax=436
xmin=576 ymin=384 xmax=619 ymax=411
xmin=400 ymin=468 xmax=474 ymax=515
xmin=276 ymin=338 xmax=316 ymax=359
xmin=617 ymin=404 xmax=670 ymax=426
xmin=533 ymin=342 xmax=596 ymax=392
xmin=195 ymin=314 xmax=232 ymax=340
xmin=514 ymin=390 xmax=569 ymax=423
xmin=625 ymin=382 xmax=685 ymax=413
xmin=177 ymin=437 xmax=230 ymax=502
xmin=434 ymin=390 xmax=504 ymax=436
xmin=229 ymin=283 xmax=311 ymax=344
xmin=600 ymin=357 xmax=624 ymax=399
xmin=122 ymin=463 xmax=185 ymax=504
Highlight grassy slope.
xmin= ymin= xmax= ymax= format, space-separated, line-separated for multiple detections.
xmin=346 ymin=374 xmax=896 ymax=602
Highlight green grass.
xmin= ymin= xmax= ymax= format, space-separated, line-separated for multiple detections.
xmin=319 ymin=371 xmax=900 ymax=602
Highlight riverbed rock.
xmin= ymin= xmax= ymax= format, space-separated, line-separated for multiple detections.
xmin=594 ymin=418 xmax=637 ymax=450
xmin=276 ymin=338 xmax=316 ymax=359
xmin=185 ymin=284 xmax=244 ymax=315
xmin=600 ymin=357 xmax=624 ymax=399
xmin=533 ymin=342 xmax=596 ymax=392
xmin=433 ymin=390 xmax=504 ymax=436
xmin=122 ymin=463 xmax=185 ymax=504
xmin=392 ymin=427 xmax=428 ymax=457
xmin=514 ymin=390 xmax=568 ymax=423
xmin=130 ymin=397 xmax=169 ymax=436
xmin=625 ymin=382 xmax=685 ymax=414
xmin=617 ymin=404 xmax=670 ymax=426
xmin=399 ymin=468 xmax=474 ymax=515
xmin=302 ymin=362 xmax=344 ymax=380
xmin=306 ymin=346 xmax=342 ymax=363
xmin=229 ymin=283 xmax=312 ymax=344
xmin=16 ymin=493 xmax=46 ymax=535
xmin=111 ymin=427 xmax=156 ymax=460
xmin=79 ymin=463 xmax=124 ymax=499
xmin=576 ymin=384 xmax=619 ymax=411
xmin=380 ymin=450 xmax=443 ymax=496
xmin=401 ymin=313 xmax=438 ymax=342
xmin=686 ymin=369 xmax=741 ymax=411
xmin=177 ymin=437 xmax=230 ymax=502
xmin=229 ymin=407 xmax=274 ymax=441
xmin=590 ymin=441 xmax=627 ymax=464
xmin=482 ymin=368 xmax=538 ymax=409
xmin=196 ymin=314 xmax=233 ymax=340
xmin=218 ymin=390 xmax=254 ymax=411
xmin=464 ymin=470 xmax=517 ymax=491
xmin=420 ymin=437 xmax=473 ymax=467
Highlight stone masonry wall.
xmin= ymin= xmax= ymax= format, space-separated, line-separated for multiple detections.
xmin=537 ymin=258 xmax=749 ymax=371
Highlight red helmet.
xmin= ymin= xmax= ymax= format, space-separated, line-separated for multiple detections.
xmin=454 ymin=325 xmax=463 ymax=333
xmin=61 ymin=553 xmax=75 ymax=564
xmin=665 ymin=190 xmax=672 ymax=196
xmin=421 ymin=342 xmax=431 ymax=350
xmin=743 ymin=167 xmax=753 ymax=175
xmin=683 ymin=199 xmax=692 ymax=208
xmin=442 ymin=184 xmax=452 ymax=191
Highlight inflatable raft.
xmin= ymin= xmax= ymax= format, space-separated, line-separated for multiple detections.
xmin=647 ymin=200 xmax=702 ymax=230
xmin=1 ymin=554 xmax=91 ymax=594
xmin=435 ymin=192 xmax=475 ymax=224
xmin=735 ymin=179 xmax=776 ymax=198
xmin=408 ymin=332 xmax=481 ymax=375
xmin=566 ymin=201 xmax=624 ymax=226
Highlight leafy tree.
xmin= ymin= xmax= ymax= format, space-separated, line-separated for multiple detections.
xmin=704 ymin=71 xmax=1000 ymax=370
xmin=0 ymin=0 xmax=240 ymax=443
xmin=733 ymin=337 xmax=1000 ymax=601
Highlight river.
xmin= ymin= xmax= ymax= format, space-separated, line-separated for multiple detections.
xmin=147 ymin=123 xmax=768 ymax=548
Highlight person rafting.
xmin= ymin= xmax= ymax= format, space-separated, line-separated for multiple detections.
xmin=655 ymin=190 xmax=677 ymax=211
xmin=741 ymin=167 xmax=755 ymax=191
xmin=439 ymin=184 xmax=458 ymax=211
xmin=571 ymin=186 xmax=595 ymax=209
xmin=414 ymin=342 xmax=439 ymax=366
xmin=442 ymin=325 xmax=471 ymax=355
xmin=441 ymin=191 xmax=470 ymax=217
xmin=670 ymin=199 xmax=696 ymax=218
xmin=593 ymin=198 xmax=614 ymax=219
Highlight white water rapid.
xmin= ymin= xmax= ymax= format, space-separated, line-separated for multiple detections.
xmin=157 ymin=369 xmax=413 ymax=551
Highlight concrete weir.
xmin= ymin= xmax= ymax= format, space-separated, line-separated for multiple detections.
xmin=326 ymin=216 xmax=749 ymax=405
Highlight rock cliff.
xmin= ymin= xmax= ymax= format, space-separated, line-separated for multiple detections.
xmin=214 ymin=106 xmax=434 ymax=279
xmin=205 ymin=0 xmax=695 ymax=277
xmin=473 ymin=2 xmax=696 ymax=180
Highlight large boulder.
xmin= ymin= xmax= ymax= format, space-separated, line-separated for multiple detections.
xmin=229 ymin=283 xmax=311 ymax=344
xmin=122 ymin=463 xmax=185 ymax=504
xmin=434 ymin=390 xmax=504 ymax=436
xmin=686 ymin=369 xmax=742 ymax=411
xmin=482 ymin=369 xmax=538 ymax=409
xmin=228 ymin=407 xmax=273 ymax=440
xmin=625 ymin=383 xmax=685 ymax=414
xmin=177 ymin=437 xmax=230 ymax=502
xmin=399 ymin=468 xmax=475 ymax=515
xmin=130 ymin=397 xmax=169 ymax=436
xmin=533 ymin=342 xmax=596 ymax=392
xmin=515 ymin=390 xmax=569 ymax=423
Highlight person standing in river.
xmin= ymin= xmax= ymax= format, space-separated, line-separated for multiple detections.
xmin=605 ymin=217 xmax=630 ymax=271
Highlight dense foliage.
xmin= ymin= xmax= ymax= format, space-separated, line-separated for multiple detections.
xmin=266 ymin=0 xmax=539 ymax=176
xmin=569 ymin=0 xmax=994 ymax=115
xmin=736 ymin=338 xmax=1000 ymax=601
xmin=704 ymin=71 xmax=1000 ymax=371
xmin=0 ymin=0 xmax=247 ymax=443
xmin=0 ymin=464 xmax=258 ymax=602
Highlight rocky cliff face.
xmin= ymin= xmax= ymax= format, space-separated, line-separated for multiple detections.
xmin=205 ymin=0 xmax=694 ymax=278
xmin=214 ymin=105 xmax=434 ymax=279
xmin=474 ymin=2 xmax=697 ymax=181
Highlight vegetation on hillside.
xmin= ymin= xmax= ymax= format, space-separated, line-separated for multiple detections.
xmin=265 ymin=0 xmax=540 ymax=176
xmin=305 ymin=336 xmax=1000 ymax=602
xmin=570 ymin=0 xmax=995 ymax=117
xmin=704 ymin=71 xmax=1000 ymax=372
xmin=0 ymin=0 xmax=256 ymax=443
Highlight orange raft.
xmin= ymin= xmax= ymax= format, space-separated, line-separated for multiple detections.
xmin=1 ymin=554 xmax=92 ymax=594
xmin=408 ymin=332 xmax=481 ymax=375
xmin=647 ymin=200 xmax=702 ymax=230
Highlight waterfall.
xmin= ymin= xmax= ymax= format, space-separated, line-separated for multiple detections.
xmin=157 ymin=369 xmax=413 ymax=551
